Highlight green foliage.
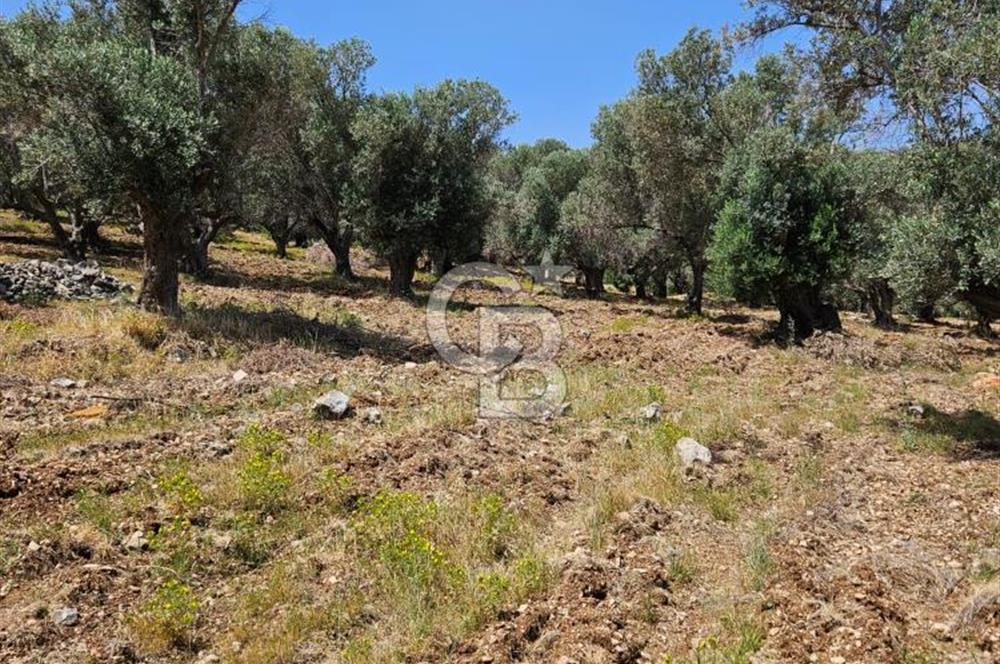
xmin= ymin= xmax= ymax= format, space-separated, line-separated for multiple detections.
xmin=75 ymin=490 xmax=117 ymax=537
xmin=237 ymin=426 xmax=292 ymax=513
xmin=131 ymin=579 xmax=200 ymax=653
xmin=350 ymin=80 xmax=514 ymax=292
xmin=148 ymin=517 xmax=197 ymax=575
xmin=350 ymin=490 xmax=461 ymax=605
xmin=485 ymin=142 xmax=589 ymax=264
xmin=709 ymin=126 xmax=855 ymax=336
xmin=664 ymin=611 xmax=765 ymax=664
xmin=158 ymin=468 xmax=204 ymax=516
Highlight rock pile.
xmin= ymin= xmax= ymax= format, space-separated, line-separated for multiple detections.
xmin=0 ymin=259 xmax=132 ymax=304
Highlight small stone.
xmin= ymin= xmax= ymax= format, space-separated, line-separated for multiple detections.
xmin=27 ymin=540 xmax=41 ymax=553
xmin=930 ymin=622 xmax=951 ymax=640
xmin=123 ymin=530 xmax=148 ymax=551
xmin=232 ymin=370 xmax=249 ymax=384
xmin=830 ymin=657 xmax=845 ymax=664
xmin=196 ymin=653 xmax=220 ymax=664
xmin=908 ymin=403 xmax=926 ymax=417
xmin=169 ymin=348 xmax=191 ymax=364
xmin=313 ymin=391 xmax=351 ymax=420
xmin=208 ymin=440 xmax=234 ymax=458
xmin=363 ymin=407 xmax=383 ymax=424
xmin=640 ymin=402 xmax=662 ymax=422
xmin=50 ymin=377 xmax=77 ymax=389
xmin=404 ymin=362 xmax=417 ymax=370
xmin=52 ymin=607 xmax=79 ymax=627
xmin=675 ymin=437 xmax=712 ymax=469
xmin=210 ymin=532 xmax=233 ymax=551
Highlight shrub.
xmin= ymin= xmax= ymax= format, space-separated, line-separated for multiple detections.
xmin=469 ymin=493 xmax=518 ymax=561
xmin=350 ymin=491 xmax=461 ymax=604
xmin=158 ymin=469 xmax=204 ymax=516
xmin=131 ymin=579 xmax=200 ymax=653
xmin=237 ymin=426 xmax=291 ymax=513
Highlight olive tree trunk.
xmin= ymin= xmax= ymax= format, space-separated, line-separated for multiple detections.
xmin=136 ymin=201 xmax=182 ymax=316
xmin=867 ymin=278 xmax=896 ymax=329
xmin=582 ymin=267 xmax=605 ymax=299
xmin=388 ymin=249 xmax=417 ymax=297
xmin=962 ymin=286 xmax=1000 ymax=339
xmin=311 ymin=218 xmax=354 ymax=279
xmin=776 ymin=289 xmax=842 ymax=342
xmin=687 ymin=259 xmax=706 ymax=315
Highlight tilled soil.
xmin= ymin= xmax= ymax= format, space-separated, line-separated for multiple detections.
xmin=0 ymin=228 xmax=998 ymax=664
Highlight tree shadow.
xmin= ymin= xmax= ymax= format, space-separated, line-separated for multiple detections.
xmin=198 ymin=263 xmax=391 ymax=299
xmin=916 ymin=405 xmax=1000 ymax=460
xmin=179 ymin=302 xmax=433 ymax=365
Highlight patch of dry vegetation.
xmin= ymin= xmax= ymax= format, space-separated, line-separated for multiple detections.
xmin=1 ymin=219 xmax=998 ymax=663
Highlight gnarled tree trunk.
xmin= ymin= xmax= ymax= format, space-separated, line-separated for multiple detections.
xmin=430 ymin=246 xmax=454 ymax=278
xmin=777 ymin=289 xmax=842 ymax=342
xmin=915 ymin=303 xmax=937 ymax=324
xmin=962 ymin=285 xmax=1000 ymax=339
xmin=652 ymin=272 xmax=669 ymax=299
xmin=184 ymin=216 xmax=227 ymax=277
xmin=866 ymin=278 xmax=896 ymax=329
xmin=687 ymin=259 xmax=706 ymax=315
xmin=311 ymin=218 xmax=355 ymax=279
xmin=388 ymin=249 xmax=417 ymax=297
xmin=333 ymin=225 xmax=354 ymax=277
xmin=582 ymin=267 xmax=605 ymax=299
xmin=135 ymin=199 xmax=182 ymax=316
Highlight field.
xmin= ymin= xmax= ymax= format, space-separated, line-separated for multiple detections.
xmin=0 ymin=212 xmax=998 ymax=663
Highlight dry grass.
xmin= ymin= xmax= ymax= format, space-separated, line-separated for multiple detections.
xmin=2 ymin=217 xmax=998 ymax=664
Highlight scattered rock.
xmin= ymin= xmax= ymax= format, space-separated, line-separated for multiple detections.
xmin=640 ymin=402 xmax=662 ymax=422
xmin=122 ymin=530 xmax=148 ymax=551
xmin=52 ymin=607 xmax=79 ymax=627
xmin=907 ymin=403 xmax=926 ymax=417
xmin=363 ymin=407 xmax=383 ymax=425
xmin=207 ymin=440 xmax=234 ymax=458
xmin=930 ymin=622 xmax=952 ymax=640
xmin=313 ymin=391 xmax=351 ymax=420
xmin=0 ymin=259 xmax=131 ymax=304
xmin=675 ymin=437 xmax=712 ymax=469
xmin=49 ymin=377 xmax=78 ymax=389
xmin=232 ymin=370 xmax=249 ymax=384
xmin=168 ymin=348 xmax=191 ymax=364
xmin=210 ymin=532 xmax=233 ymax=551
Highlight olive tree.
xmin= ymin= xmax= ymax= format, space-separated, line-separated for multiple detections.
xmin=484 ymin=140 xmax=588 ymax=265
xmin=630 ymin=29 xmax=733 ymax=314
xmin=743 ymin=0 xmax=1000 ymax=334
xmin=0 ymin=6 xmax=111 ymax=259
xmin=26 ymin=39 xmax=207 ymax=313
xmin=349 ymin=80 xmax=514 ymax=295
xmin=709 ymin=126 xmax=857 ymax=341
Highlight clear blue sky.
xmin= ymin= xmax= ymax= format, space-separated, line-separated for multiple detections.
xmin=1 ymin=0 xmax=790 ymax=147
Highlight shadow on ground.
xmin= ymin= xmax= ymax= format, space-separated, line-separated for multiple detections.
xmin=920 ymin=405 xmax=1000 ymax=460
xmin=180 ymin=302 xmax=433 ymax=364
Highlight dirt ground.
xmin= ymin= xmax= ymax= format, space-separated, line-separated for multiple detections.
xmin=0 ymin=214 xmax=998 ymax=663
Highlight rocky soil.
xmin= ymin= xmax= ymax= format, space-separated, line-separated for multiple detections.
xmin=0 ymin=222 xmax=997 ymax=664
xmin=0 ymin=259 xmax=132 ymax=304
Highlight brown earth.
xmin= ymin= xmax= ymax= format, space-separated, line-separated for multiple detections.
xmin=0 ymin=214 xmax=997 ymax=663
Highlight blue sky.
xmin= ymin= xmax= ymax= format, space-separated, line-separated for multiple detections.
xmin=0 ymin=0 xmax=791 ymax=146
